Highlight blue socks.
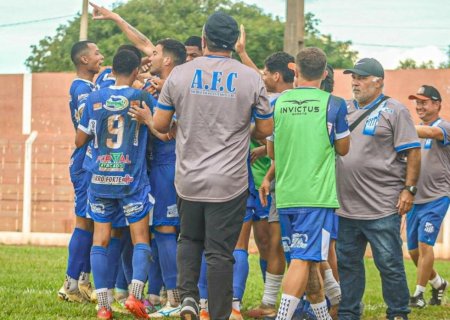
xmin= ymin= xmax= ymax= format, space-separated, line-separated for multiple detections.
xmin=259 ymin=258 xmax=268 ymax=283
xmin=154 ymin=231 xmax=178 ymax=290
xmin=132 ymin=243 xmax=152 ymax=282
xmin=198 ymin=254 xmax=208 ymax=299
xmin=67 ymin=227 xmax=93 ymax=279
xmin=91 ymin=245 xmax=109 ymax=290
xmin=148 ymin=238 xmax=164 ymax=295
xmin=121 ymin=230 xmax=133 ymax=285
xmin=106 ymin=237 xmax=121 ymax=289
xmin=233 ymin=249 xmax=249 ymax=300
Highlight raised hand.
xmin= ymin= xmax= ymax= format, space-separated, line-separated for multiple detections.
xmin=89 ymin=1 xmax=119 ymax=21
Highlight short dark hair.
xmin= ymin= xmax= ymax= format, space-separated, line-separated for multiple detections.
xmin=184 ymin=36 xmax=202 ymax=50
xmin=320 ymin=64 xmax=334 ymax=93
xmin=264 ymin=52 xmax=295 ymax=84
xmin=296 ymin=47 xmax=327 ymax=81
xmin=204 ymin=35 xmax=229 ymax=53
xmin=156 ymin=38 xmax=187 ymax=66
xmin=71 ymin=40 xmax=95 ymax=66
xmin=117 ymin=44 xmax=142 ymax=61
xmin=112 ymin=49 xmax=140 ymax=76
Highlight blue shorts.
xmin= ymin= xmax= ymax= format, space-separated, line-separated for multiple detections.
xmin=279 ymin=207 xmax=334 ymax=262
xmin=149 ymin=163 xmax=179 ymax=227
xmin=87 ymin=184 xmax=154 ymax=226
xmin=71 ymin=170 xmax=91 ymax=218
xmin=330 ymin=212 xmax=339 ymax=240
xmin=244 ymin=188 xmax=271 ymax=223
xmin=406 ymin=196 xmax=450 ymax=250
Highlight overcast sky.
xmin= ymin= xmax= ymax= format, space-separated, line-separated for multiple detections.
xmin=0 ymin=0 xmax=448 ymax=73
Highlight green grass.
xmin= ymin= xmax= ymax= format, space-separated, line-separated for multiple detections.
xmin=0 ymin=245 xmax=449 ymax=319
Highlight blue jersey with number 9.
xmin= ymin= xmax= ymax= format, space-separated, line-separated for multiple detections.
xmin=78 ymin=86 xmax=156 ymax=198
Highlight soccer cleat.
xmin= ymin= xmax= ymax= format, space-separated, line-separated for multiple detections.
xmin=409 ymin=292 xmax=426 ymax=308
xmin=246 ymin=303 xmax=277 ymax=318
xmin=148 ymin=303 xmax=181 ymax=318
xmin=144 ymin=299 xmax=162 ymax=314
xmin=229 ymin=308 xmax=244 ymax=320
xmin=180 ymin=297 xmax=199 ymax=320
xmin=115 ymin=290 xmax=129 ymax=307
xmin=58 ymin=285 xmax=87 ymax=303
xmin=199 ymin=308 xmax=210 ymax=320
xmin=79 ymin=281 xmax=96 ymax=303
xmin=429 ymin=279 xmax=448 ymax=306
xmin=97 ymin=306 xmax=113 ymax=319
xmin=125 ymin=294 xmax=149 ymax=319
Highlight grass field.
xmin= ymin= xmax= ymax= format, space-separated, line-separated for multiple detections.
xmin=0 ymin=245 xmax=449 ymax=319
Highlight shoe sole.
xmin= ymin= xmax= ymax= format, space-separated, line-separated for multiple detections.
xmin=180 ymin=309 xmax=199 ymax=320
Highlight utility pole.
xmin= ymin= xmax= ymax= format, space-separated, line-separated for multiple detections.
xmin=284 ymin=0 xmax=305 ymax=57
xmin=79 ymin=0 xmax=89 ymax=41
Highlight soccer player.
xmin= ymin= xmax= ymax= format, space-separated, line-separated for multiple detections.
xmin=76 ymin=49 xmax=155 ymax=319
xmin=267 ymin=47 xmax=350 ymax=320
xmin=58 ymin=40 xmax=103 ymax=303
xmin=129 ymin=38 xmax=187 ymax=318
xmin=407 ymin=85 xmax=449 ymax=308
xmin=184 ymin=36 xmax=203 ymax=62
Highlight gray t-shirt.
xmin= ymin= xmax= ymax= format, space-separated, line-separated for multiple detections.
xmin=415 ymin=119 xmax=450 ymax=204
xmin=336 ymin=96 xmax=420 ymax=220
xmin=157 ymin=56 xmax=271 ymax=202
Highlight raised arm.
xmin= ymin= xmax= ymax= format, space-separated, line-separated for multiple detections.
xmin=415 ymin=125 xmax=444 ymax=141
xmin=235 ymin=25 xmax=260 ymax=73
xmin=90 ymin=1 xmax=155 ymax=56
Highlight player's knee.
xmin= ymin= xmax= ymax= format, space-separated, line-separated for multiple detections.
xmin=75 ymin=216 xmax=93 ymax=232
xmin=154 ymin=225 xmax=177 ymax=234
xmin=306 ymin=289 xmax=325 ymax=304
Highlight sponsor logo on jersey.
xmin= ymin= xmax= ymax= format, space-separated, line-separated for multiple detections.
xmin=97 ymin=152 xmax=131 ymax=172
xmin=104 ymin=95 xmax=129 ymax=111
xmin=90 ymin=202 xmax=105 ymax=214
xmin=130 ymin=100 xmax=141 ymax=108
xmin=291 ymin=233 xmax=308 ymax=249
xmin=92 ymin=174 xmax=134 ymax=185
xmin=78 ymin=93 xmax=89 ymax=102
xmin=424 ymin=222 xmax=435 ymax=234
xmin=123 ymin=202 xmax=144 ymax=216
xmin=190 ymin=69 xmax=238 ymax=98
xmin=93 ymin=102 xmax=102 ymax=110
xmin=279 ymin=99 xmax=320 ymax=116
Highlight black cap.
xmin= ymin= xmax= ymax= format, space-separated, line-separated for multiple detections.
xmin=204 ymin=12 xmax=239 ymax=51
xmin=408 ymin=85 xmax=442 ymax=102
xmin=344 ymin=58 xmax=384 ymax=78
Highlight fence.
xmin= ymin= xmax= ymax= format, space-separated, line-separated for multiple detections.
xmin=0 ymin=71 xmax=449 ymax=257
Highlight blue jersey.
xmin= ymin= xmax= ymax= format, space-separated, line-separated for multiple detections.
xmin=147 ymin=102 xmax=176 ymax=166
xmin=95 ymin=67 xmax=116 ymax=89
xmin=69 ymin=78 xmax=96 ymax=175
xmin=79 ymin=86 xmax=156 ymax=198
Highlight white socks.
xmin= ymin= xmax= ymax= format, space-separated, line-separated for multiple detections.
xmin=130 ymin=280 xmax=145 ymax=300
xmin=232 ymin=298 xmax=241 ymax=311
xmin=413 ymin=285 xmax=425 ymax=297
xmin=167 ymin=288 xmax=180 ymax=306
xmin=148 ymin=294 xmax=161 ymax=305
xmin=323 ymin=269 xmax=341 ymax=306
xmin=311 ymin=300 xmax=332 ymax=320
xmin=96 ymin=288 xmax=110 ymax=310
xmin=262 ymin=272 xmax=284 ymax=307
xmin=430 ymin=274 xmax=443 ymax=289
xmin=276 ymin=294 xmax=300 ymax=320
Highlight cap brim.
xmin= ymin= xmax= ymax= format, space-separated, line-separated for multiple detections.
xmin=408 ymin=94 xmax=430 ymax=101
xmin=343 ymin=68 xmax=372 ymax=76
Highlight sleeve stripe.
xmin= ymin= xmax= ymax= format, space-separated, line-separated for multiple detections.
xmin=395 ymin=142 xmax=421 ymax=152
xmin=439 ymin=126 xmax=450 ymax=146
xmin=156 ymin=102 xmax=175 ymax=111
xmin=78 ymin=124 xmax=90 ymax=134
xmin=335 ymin=129 xmax=350 ymax=140
xmin=254 ymin=112 xmax=273 ymax=120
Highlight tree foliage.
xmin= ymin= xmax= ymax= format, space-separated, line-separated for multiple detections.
xmin=25 ymin=0 xmax=357 ymax=72
xmin=397 ymin=46 xmax=450 ymax=70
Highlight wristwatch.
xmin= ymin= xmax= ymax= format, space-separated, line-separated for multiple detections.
xmin=404 ymin=185 xmax=417 ymax=196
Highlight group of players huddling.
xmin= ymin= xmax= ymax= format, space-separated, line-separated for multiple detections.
xmin=56 ymin=3 xmax=449 ymax=320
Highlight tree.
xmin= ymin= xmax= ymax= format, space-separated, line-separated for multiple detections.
xmin=25 ymin=0 xmax=357 ymax=71
xmin=397 ymin=58 xmax=436 ymax=70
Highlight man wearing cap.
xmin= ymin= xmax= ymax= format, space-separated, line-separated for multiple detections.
xmin=336 ymin=58 xmax=421 ymax=320
xmin=406 ymin=85 xmax=449 ymax=308
xmin=153 ymin=11 xmax=273 ymax=320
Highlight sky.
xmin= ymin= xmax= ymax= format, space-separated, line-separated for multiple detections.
xmin=0 ymin=0 xmax=448 ymax=74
